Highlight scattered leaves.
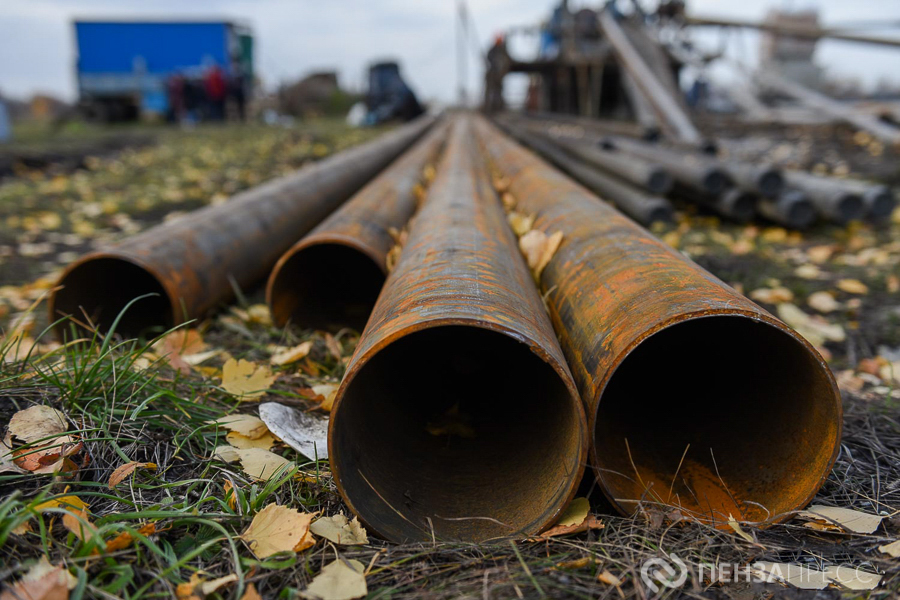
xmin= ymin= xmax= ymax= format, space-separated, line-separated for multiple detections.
xmin=777 ymin=303 xmax=845 ymax=348
xmin=807 ymin=291 xmax=840 ymax=313
xmin=533 ymin=498 xmax=603 ymax=540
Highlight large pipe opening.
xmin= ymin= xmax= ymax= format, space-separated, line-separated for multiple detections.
xmin=593 ymin=316 xmax=840 ymax=525
xmin=269 ymin=243 xmax=386 ymax=331
xmin=331 ymin=325 xmax=585 ymax=543
xmin=51 ymin=257 xmax=173 ymax=339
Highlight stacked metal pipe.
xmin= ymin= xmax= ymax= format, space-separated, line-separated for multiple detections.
xmin=509 ymin=113 xmax=895 ymax=229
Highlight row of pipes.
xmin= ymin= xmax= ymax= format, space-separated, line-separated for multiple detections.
xmin=49 ymin=112 xmax=842 ymax=543
xmin=496 ymin=113 xmax=897 ymax=230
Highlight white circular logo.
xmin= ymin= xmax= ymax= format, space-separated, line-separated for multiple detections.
xmin=641 ymin=553 xmax=688 ymax=593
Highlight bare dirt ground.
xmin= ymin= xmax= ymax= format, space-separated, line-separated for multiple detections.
xmin=0 ymin=119 xmax=898 ymax=599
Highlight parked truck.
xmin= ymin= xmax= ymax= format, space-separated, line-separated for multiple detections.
xmin=74 ymin=20 xmax=253 ymax=121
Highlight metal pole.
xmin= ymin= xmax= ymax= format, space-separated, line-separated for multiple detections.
xmin=757 ymin=190 xmax=817 ymax=230
xmin=598 ymin=9 xmax=704 ymax=146
xmin=329 ymin=115 xmax=587 ymax=543
xmin=782 ymin=170 xmax=866 ymax=224
xmin=757 ymin=71 xmax=900 ymax=146
xmin=474 ymin=115 xmax=841 ymax=527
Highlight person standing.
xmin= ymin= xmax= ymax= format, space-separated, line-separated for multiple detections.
xmin=204 ymin=64 xmax=227 ymax=121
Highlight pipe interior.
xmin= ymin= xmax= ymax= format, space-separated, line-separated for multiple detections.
xmin=270 ymin=243 xmax=385 ymax=331
xmin=52 ymin=257 xmax=172 ymax=338
xmin=594 ymin=316 xmax=839 ymax=524
xmin=788 ymin=197 xmax=817 ymax=229
xmin=332 ymin=325 xmax=584 ymax=542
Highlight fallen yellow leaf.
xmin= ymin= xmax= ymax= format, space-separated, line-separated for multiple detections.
xmin=837 ymin=279 xmax=869 ymax=294
xmin=226 ymin=431 xmax=276 ymax=451
xmin=519 ymin=229 xmax=563 ymax=280
xmin=507 ymin=211 xmax=535 ymax=236
xmin=878 ymin=539 xmax=900 ymax=558
xmin=270 ymin=342 xmax=313 ymax=366
xmin=240 ymin=503 xmax=317 ymax=559
xmin=220 ymin=359 xmax=277 ymax=399
xmin=0 ymin=556 xmax=76 ymax=600
xmin=300 ymin=558 xmax=367 ymax=600
xmin=208 ymin=415 xmax=269 ymax=439
xmin=108 ymin=462 xmax=156 ymax=488
xmin=309 ymin=514 xmax=369 ymax=545
xmin=236 ymin=448 xmax=295 ymax=481
xmin=796 ymin=505 xmax=884 ymax=534
xmin=311 ymin=383 xmax=339 ymax=412
xmin=5 ymin=405 xmax=68 ymax=444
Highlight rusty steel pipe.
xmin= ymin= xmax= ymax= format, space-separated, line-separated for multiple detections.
xmin=474 ymin=116 xmax=841 ymax=527
xmin=329 ymin=116 xmax=588 ymax=543
xmin=498 ymin=122 xmax=673 ymax=226
xmin=758 ymin=190 xmax=817 ymax=229
xmin=783 ymin=170 xmax=866 ymax=225
xmin=48 ymin=116 xmax=436 ymax=338
xmin=266 ymin=122 xmax=448 ymax=331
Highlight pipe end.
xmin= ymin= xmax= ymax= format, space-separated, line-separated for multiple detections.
xmin=49 ymin=255 xmax=175 ymax=339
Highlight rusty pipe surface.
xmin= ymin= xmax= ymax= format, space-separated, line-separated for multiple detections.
xmin=49 ymin=115 xmax=436 ymax=338
xmin=497 ymin=121 xmax=673 ymax=226
xmin=474 ymin=115 xmax=842 ymax=526
xmin=758 ymin=190 xmax=817 ymax=229
xmin=783 ymin=170 xmax=866 ymax=225
xmin=329 ymin=115 xmax=588 ymax=543
xmin=266 ymin=121 xmax=448 ymax=331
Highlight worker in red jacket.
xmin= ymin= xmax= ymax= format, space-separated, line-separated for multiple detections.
xmin=204 ymin=64 xmax=227 ymax=121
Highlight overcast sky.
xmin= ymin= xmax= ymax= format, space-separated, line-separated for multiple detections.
xmin=2 ymin=0 xmax=899 ymax=104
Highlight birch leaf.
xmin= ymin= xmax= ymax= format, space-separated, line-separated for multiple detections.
xmin=309 ymin=514 xmax=368 ymax=545
xmin=301 ymin=558 xmax=367 ymax=600
xmin=221 ymin=359 xmax=277 ymax=399
xmin=240 ymin=503 xmax=317 ymax=559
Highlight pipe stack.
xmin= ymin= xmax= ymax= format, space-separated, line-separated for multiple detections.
xmin=47 ymin=112 xmax=847 ymax=543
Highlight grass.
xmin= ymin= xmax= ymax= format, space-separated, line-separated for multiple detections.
xmin=0 ymin=119 xmax=899 ymax=598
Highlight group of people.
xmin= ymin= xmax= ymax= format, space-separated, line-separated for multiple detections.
xmin=166 ymin=64 xmax=247 ymax=124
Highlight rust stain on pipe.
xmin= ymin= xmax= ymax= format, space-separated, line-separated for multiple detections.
xmin=329 ymin=115 xmax=588 ymax=543
xmin=266 ymin=121 xmax=449 ymax=331
xmin=48 ymin=115 xmax=436 ymax=338
xmin=475 ymin=115 xmax=841 ymax=527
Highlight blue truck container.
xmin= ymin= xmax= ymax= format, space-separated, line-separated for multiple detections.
xmin=74 ymin=20 xmax=252 ymax=121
